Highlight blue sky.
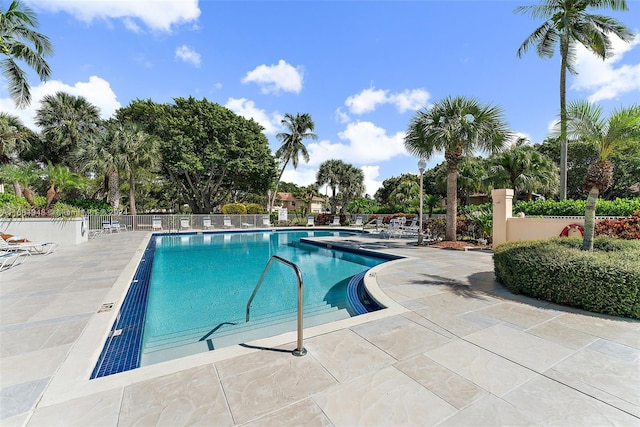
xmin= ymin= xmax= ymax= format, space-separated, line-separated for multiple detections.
xmin=2 ymin=0 xmax=639 ymax=196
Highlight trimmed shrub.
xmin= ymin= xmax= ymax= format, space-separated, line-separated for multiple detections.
xmin=221 ymin=203 xmax=247 ymax=214
xmin=514 ymin=197 xmax=640 ymax=217
xmin=493 ymin=237 xmax=640 ymax=319
xmin=245 ymin=203 xmax=265 ymax=214
xmin=315 ymin=213 xmax=346 ymax=225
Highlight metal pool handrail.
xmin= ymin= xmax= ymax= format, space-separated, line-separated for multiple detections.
xmin=245 ymin=255 xmax=307 ymax=356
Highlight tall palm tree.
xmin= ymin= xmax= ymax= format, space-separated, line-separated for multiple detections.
xmin=405 ymin=96 xmax=512 ymax=241
xmin=43 ymin=162 xmax=84 ymax=209
xmin=515 ymin=0 xmax=634 ymax=200
xmin=562 ymin=101 xmax=640 ymax=250
xmin=0 ymin=0 xmax=53 ymax=108
xmin=270 ymin=113 xmax=317 ymax=211
xmin=35 ymin=91 xmax=101 ymax=167
xmin=316 ymin=159 xmax=346 ymax=214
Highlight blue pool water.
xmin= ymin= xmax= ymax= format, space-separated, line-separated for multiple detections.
xmin=92 ymin=230 xmax=397 ymax=377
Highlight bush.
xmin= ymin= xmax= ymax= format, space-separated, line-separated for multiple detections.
xmin=315 ymin=213 xmax=345 ymax=225
xmin=245 ymin=203 xmax=265 ymax=214
xmin=595 ymin=211 xmax=640 ymax=240
xmin=514 ymin=197 xmax=640 ymax=217
xmin=221 ymin=203 xmax=247 ymax=214
xmin=493 ymin=237 xmax=640 ymax=319
xmin=62 ymin=198 xmax=112 ymax=215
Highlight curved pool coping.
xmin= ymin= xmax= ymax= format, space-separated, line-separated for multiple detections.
xmin=39 ymin=229 xmax=410 ymax=407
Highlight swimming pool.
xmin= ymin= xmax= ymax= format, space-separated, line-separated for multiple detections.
xmin=91 ymin=230 xmax=398 ymax=378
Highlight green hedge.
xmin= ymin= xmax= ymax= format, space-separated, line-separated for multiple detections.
xmin=514 ymin=197 xmax=640 ymax=217
xmin=493 ymin=237 xmax=640 ymax=319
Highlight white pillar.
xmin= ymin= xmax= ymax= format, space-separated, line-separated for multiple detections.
xmin=492 ymin=189 xmax=513 ymax=247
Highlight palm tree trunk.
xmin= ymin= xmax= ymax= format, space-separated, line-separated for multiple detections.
xmin=107 ymin=170 xmax=120 ymax=212
xmin=22 ymin=187 xmax=36 ymax=206
xmin=46 ymin=185 xmax=55 ymax=209
xmin=13 ymin=182 xmax=22 ymax=197
xmin=129 ymin=170 xmax=137 ymax=216
xmin=559 ymin=39 xmax=569 ymax=200
xmin=270 ymin=162 xmax=289 ymax=212
xmin=582 ymin=187 xmax=598 ymax=251
xmin=446 ymin=164 xmax=458 ymax=241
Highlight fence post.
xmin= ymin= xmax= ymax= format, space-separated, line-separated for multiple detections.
xmin=492 ymin=189 xmax=513 ymax=247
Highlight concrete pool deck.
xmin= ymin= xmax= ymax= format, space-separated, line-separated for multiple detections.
xmin=1 ymin=230 xmax=638 ymax=426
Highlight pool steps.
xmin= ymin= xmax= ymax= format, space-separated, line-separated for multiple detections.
xmin=141 ymin=302 xmax=350 ymax=365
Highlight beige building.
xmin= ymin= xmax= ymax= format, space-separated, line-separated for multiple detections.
xmin=275 ymin=192 xmax=325 ymax=214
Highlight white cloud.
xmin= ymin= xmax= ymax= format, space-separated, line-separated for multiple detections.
xmin=361 ymin=165 xmax=382 ymax=196
xmin=307 ymin=121 xmax=408 ymax=166
xmin=0 ymin=76 xmax=120 ymax=130
xmin=281 ymin=167 xmax=317 ymax=187
xmin=26 ymin=0 xmax=200 ymax=32
xmin=242 ymin=60 xmax=303 ymax=95
xmin=224 ymin=97 xmax=282 ymax=134
xmin=571 ymin=34 xmax=640 ymax=102
xmin=175 ymin=45 xmax=201 ymax=67
xmin=334 ymin=107 xmax=351 ymax=124
xmin=344 ymin=86 xmax=430 ymax=115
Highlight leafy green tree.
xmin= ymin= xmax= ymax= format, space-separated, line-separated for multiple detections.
xmin=563 ymin=101 xmax=640 ymax=250
xmin=0 ymin=162 xmax=38 ymax=204
xmin=405 ymin=96 xmax=511 ymax=240
xmin=35 ymin=92 xmax=101 ymax=167
xmin=118 ymin=97 xmax=277 ymax=213
xmin=490 ymin=141 xmax=559 ymax=200
xmin=316 ymin=159 xmax=346 ymax=214
xmin=389 ymin=176 xmax=419 ymax=210
xmin=515 ymin=0 xmax=634 ymax=200
xmin=0 ymin=0 xmax=53 ymax=108
xmin=270 ymin=113 xmax=317 ymax=211
xmin=607 ymin=139 xmax=640 ymax=199
xmin=347 ymin=196 xmax=379 ymax=214
xmin=43 ymin=163 xmax=84 ymax=209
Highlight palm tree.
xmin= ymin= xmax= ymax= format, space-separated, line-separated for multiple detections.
xmin=338 ymin=164 xmax=365 ymax=214
xmin=114 ymin=123 xmax=159 ymax=216
xmin=405 ymin=96 xmax=512 ymax=241
xmin=0 ymin=112 xmax=32 ymax=193
xmin=316 ymin=159 xmax=346 ymax=214
xmin=0 ymin=162 xmax=38 ymax=205
xmin=0 ymin=0 xmax=53 ymax=108
xmin=562 ymin=101 xmax=640 ymax=250
xmin=43 ymin=162 xmax=84 ymax=209
xmin=35 ymin=92 xmax=101 ymax=167
xmin=515 ymin=0 xmax=634 ymax=200
xmin=270 ymin=113 xmax=317 ymax=211
xmin=490 ymin=141 xmax=559 ymax=200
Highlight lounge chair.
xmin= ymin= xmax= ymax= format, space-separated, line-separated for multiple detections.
xmin=354 ymin=216 xmax=363 ymax=227
xmin=152 ymin=217 xmax=162 ymax=230
xmin=110 ymin=220 xmax=123 ymax=233
xmin=262 ymin=215 xmax=272 ymax=227
xmin=401 ymin=218 xmax=420 ymax=237
xmin=242 ymin=220 xmax=255 ymax=228
xmin=364 ymin=217 xmax=383 ymax=231
xmin=102 ymin=221 xmax=112 ymax=233
xmin=223 ymin=216 xmax=233 ymax=229
xmin=180 ymin=217 xmax=191 ymax=230
xmin=331 ymin=216 xmax=341 ymax=226
xmin=0 ymin=251 xmax=28 ymax=270
xmin=306 ymin=216 xmax=315 ymax=227
xmin=1 ymin=237 xmax=58 ymax=255
xmin=203 ymin=216 xmax=212 ymax=229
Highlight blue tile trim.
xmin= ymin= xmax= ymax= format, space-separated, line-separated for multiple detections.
xmin=90 ymin=238 xmax=156 ymax=379
xmin=347 ymin=270 xmax=369 ymax=315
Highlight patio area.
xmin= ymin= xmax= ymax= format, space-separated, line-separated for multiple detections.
xmin=1 ymin=231 xmax=638 ymax=426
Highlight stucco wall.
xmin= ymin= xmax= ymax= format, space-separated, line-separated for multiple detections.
xmin=0 ymin=217 xmax=88 ymax=246
xmin=506 ymin=217 xmax=585 ymax=242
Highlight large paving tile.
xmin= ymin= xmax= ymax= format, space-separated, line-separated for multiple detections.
xmin=242 ymin=399 xmax=331 ymax=427
xmin=27 ymin=388 xmax=122 ymax=427
xmin=216 ymin=348 xmax=337 ymax=424
xmin=0 ymin=377 xmax=49 ymax=420
xmin=416 ymin=290 xmax=501 ymax=316
xmin=28 ymin=289 xmax=108 ymax=322
xmin=425 ymin=340 xmax=537 ymax=396
xmin=395 ymin=354 xmax=487 ymax=409
xmin=119 ymin=364 xmax=232 ymax=427
xmin=438 ymin=394 xmax=535 ymax=426
xmin=313 ymin=365 xmax=457 ymax=426
xmin=413 ymin=308 xmax=493 ymax=337
xmin=552 ymin=347 xmax=640 ymax=406
xmin=526 ymin=319 xmax=599 ymax=350
xmin=0 ymin=345 xmax=70 ymax=388
xmin=504 ymin=375 xmax=639 ymax=425
xmin=351 ymin=315 xmax=451 ymax=360
xmin=475 ymin=301 xmax=559 ymax=329
xmin=303 ymin=328 xmax=395 ymax=382
xmin=554 ymin=313 xmax=640 ymax=349
xmin=464 ymin=324 xmax=576 ymax=372
xmin=0 ymin=324 xmax=59 ymax=357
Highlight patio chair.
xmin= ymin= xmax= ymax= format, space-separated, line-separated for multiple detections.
xmin=0 ymin=251 xmax=28 ymax=271
xmin=262 ymin=215 xmax=272 ymax=227
xmin=401 ymin=218 xmax=419 ymax=237
xmin=223 ymin=216 xmax=233 ymax=229
xmin=331 ymin=216 xmax=341 ymax=226
xmin=354 ymin=216 xmax=363 ymax=227
xmin=110 ymin=220 xmax=122 ymax=233
xmin=152 ymin=217 xmax=162 ymax=231
xmin=203 ymin=216 xmax=212 ymax=229
xmin=364 ymin=217 xmax=383 ymax=231
xmin=102 ymin=221 xmax=112 ymax=233
xmin=180 ymin=217 xmax=191 ymax=230
xmin=306 ymin=216 xmax=315 ymax=227
xmin=242 ymin=220 xmax=255 ymax=228
xmin=1 ymin=237 xmax=58 ymax=255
